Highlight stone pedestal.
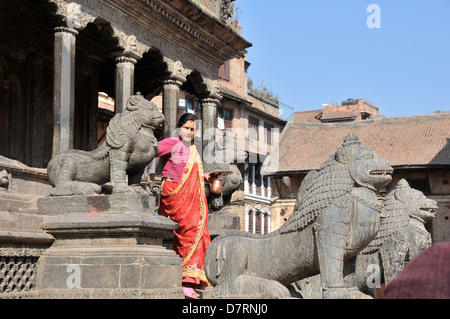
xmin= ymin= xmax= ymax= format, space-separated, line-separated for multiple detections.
xmin=0 ymin=192 xmax=54 ymax=298
xmin=207 ymin=208 xmax=240 ymax=240
xmin=33 ymin=193 xmax=184 ymax=299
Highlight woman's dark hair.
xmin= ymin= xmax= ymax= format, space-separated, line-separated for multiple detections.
xmin=177 ymin=112 xmax=198 ymax=128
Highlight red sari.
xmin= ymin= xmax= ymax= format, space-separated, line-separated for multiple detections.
xmin=158 ymin=144 xmax=210 ymax=289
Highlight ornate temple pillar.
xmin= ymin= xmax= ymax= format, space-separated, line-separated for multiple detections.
xmin=162 ymin=78 xmax=183 ymax=138
xmin=201 ymin=97 xmax=220 ymax=152
xmin=112 ymin=33 xmax=148 ymax=114
xmin=161 ymin=59 xmax=189 ymax=138
xmin=50 ymin=2 xmax=97 ymax=157
xmin=52 ymin=26 xmax=78 ymax=157
xmin=201 ymin=79 xmax=222 ymax=157
xmin=114 ymin=56 xmax=137 ymax=114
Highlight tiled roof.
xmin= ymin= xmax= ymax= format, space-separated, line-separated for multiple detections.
xmin=263 ymin=113 xmax=450 ymax=175
xmin=321 ymin=110 xmax=360 ymax=121
xmin=294 ymin=110 xmax=322 ymax=123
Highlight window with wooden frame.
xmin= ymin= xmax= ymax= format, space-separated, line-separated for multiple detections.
xmin=264 ymin=123 xmax=274 ymax=145
xmin=216 ymin=107 xmax=233 ymax=130
xmin=246 ymin=206 xmax=271 ymax=235
xmin=217 ymin=108 xmax=225 ymax=130
xmin=248 ymin=116 xmax=259 ymax=140
xmin=222 ymin=108 xmax=233 ymax=128
xmin=219 ymin=60 xmax=230 ymax=81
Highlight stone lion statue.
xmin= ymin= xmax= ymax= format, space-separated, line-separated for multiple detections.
xmin=205 ymin=134 xmax=393 ymax=299
xmin=355 ymin=179 xmax=437 ymax=293
xmin=203 ymin=131 xmax=246 ymax=210
xmin=47 ymin=93 xmax=164 ymax=196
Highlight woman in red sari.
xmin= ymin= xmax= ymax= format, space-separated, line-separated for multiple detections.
xmin=155 ymin=113 xmax=212 ymax=299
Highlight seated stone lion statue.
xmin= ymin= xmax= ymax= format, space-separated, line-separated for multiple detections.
xmin=47 ymin=93 xmax=164 ymax=196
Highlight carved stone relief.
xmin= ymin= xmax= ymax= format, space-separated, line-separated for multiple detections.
xmin=220 ymin=0 xmax=235 ymax=23
xmin=50 ymin=0 xmax=96 ymax=29
xmin=0 ymin=170 xmax=10 ymax=191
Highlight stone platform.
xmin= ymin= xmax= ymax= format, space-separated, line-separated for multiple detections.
xmin=32 ymin=193 xmax=184 ymax=299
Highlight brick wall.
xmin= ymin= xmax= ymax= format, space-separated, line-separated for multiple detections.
xmin=429 ymin=196 xmax=450 ymax=243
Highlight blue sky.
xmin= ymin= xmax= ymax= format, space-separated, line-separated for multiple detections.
xmin=233 ymin=0 xmax=450 ymax=117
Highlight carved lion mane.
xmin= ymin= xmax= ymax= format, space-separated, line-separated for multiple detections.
xmin=281 ymin=134 xmax=376 ymax=234
xmin=90 ymin=94 xmax=159 ymax=160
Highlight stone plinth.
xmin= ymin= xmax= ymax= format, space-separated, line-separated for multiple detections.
xmin=207 ymin=208 xmax=240 ymax=239
xmin=33 ymin=193 xmax=184 ymax=299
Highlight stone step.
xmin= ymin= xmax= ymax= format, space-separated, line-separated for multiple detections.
xmin=0 ymin=192 xmax=40 ymax=213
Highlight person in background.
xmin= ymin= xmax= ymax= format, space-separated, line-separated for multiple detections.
xmin=142 ymin=159 xmax=157 ymax=185
xmin=154 ymin=113 xmax=212 ymax=299
xmin=383 ymin=242 xmax=450 ymax=299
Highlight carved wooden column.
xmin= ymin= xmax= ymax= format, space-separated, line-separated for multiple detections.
xmin=114 ymin=56 xmax=137 ymax=114
xmin=161 ymin=59 xmax=189 ymax=138
xmin=201 ymin=97 xmax=220 ymax=152
xmin=201 ymin=79 xmax=222 ymax=157
xmin=52 ymin=26 xmax=78 ymax=157
xmin=162 ymin=78 xmax=183 ymax=138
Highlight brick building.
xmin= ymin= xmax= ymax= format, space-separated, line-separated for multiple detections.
xmin=262 ymin=113 xmax=450 ymax=243
xmin=294 ymin=98 xmax=384 ymax=123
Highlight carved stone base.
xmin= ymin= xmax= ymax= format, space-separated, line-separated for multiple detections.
xmin=7 ymin=287 xmax=183 ymax=299
xmin=0 ymin=191 xmax=54 ymax=298
xmin=34 ymin=246 xmax=183 ymax=299
xmin=33 ymin=193 xmax=184 ymax=299
xmin=207 ymin=208 xmax=240 ymax=239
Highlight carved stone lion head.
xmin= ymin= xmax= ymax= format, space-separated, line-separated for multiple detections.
xmin=393 ymin=179 xmax=438 ymax=223
xmin=335 ymin=134 xmax=393 ymax=191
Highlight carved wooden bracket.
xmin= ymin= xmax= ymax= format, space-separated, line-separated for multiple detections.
xmin=113 ymin=31 xmax=150 ymax=60
xmin=203 ymin=78 xmax=222 ymax=101
xmin=50 ymin=0 xmax=96 ymax=29
xmin=49 ymin=0 xmax=150 ymax=60
xmin=162 ymin=57 xmax=191 ymax=84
